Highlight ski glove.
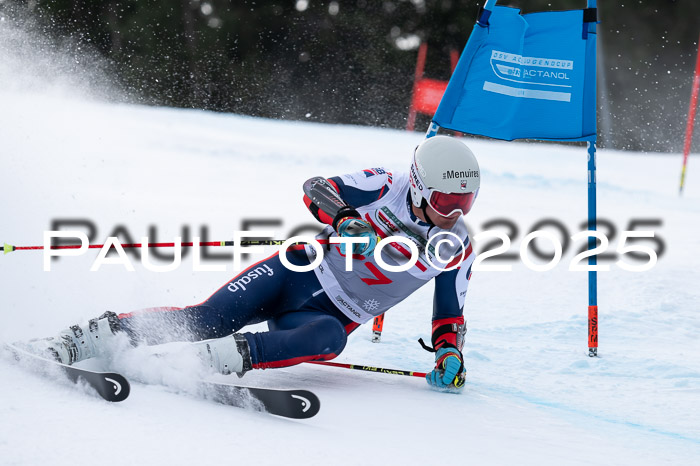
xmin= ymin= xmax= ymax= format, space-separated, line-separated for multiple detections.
xmin=335 ymin=213 xmax=378 ymax=257
xmin=420 ymin=316 xmax=467 ymax=390
xmin=426 ymin=347 xmax=466 ymax=389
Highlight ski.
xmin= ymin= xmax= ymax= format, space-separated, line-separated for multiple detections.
xmin=3 ymin=343 xmax=130 ymax=402
xmin=4 ymin=343 xmax=318 ymax=417
xmin=198 ymin=380 xmax=320 ymax=419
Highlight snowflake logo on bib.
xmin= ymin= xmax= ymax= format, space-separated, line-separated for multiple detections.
xmin=363 ymin=299 xmax=380 ymax=313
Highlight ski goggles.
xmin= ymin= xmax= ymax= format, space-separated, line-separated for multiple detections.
xmin=427 ymin=189 xmax=478 ymax=217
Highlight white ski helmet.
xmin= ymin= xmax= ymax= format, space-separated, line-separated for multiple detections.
xmin=409 ymin=136 xmax=480 ymax=217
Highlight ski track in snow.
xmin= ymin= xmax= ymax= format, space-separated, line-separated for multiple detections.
xmin=2 ymin=86 xmax=700 ymax=464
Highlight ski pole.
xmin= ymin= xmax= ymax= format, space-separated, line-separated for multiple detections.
xmin=306 ymin=360 xmax=427 ymax=378
xmin=2 ymin=239 xmax=297 ymax=255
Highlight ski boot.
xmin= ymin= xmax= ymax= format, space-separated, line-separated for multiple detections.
xmin=194 ymin=333 xmax=252 ymax=376
xmin=22 ymin=311 xmax=122 ymax=365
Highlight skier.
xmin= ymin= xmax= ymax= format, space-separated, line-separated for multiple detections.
xmin=24 ymin=135 xmax=480 ymax=390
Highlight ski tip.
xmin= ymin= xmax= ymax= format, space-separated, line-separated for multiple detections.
xmin=3 ymin=243 xmax=15 ymax=255
xmin=101 ymin=374 xmax=131 ymax=402
xmin=288 ymin=390 xmax=321 ymax=419
xmin=5 ymin=342 xmax=131 ymax=402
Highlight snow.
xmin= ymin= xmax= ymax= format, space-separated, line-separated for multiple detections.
xmin=2 ymin=32 xmax=700 ymax=466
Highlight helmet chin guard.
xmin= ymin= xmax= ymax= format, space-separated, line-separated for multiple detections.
xmin=409 ymin=136 xmax=481 ymax=217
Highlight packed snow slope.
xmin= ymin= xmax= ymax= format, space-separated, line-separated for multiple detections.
xmin=2 ymin=39 xmax=700 ymax=466
xmin=1 ymin=93 xmax=699 ymax=466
